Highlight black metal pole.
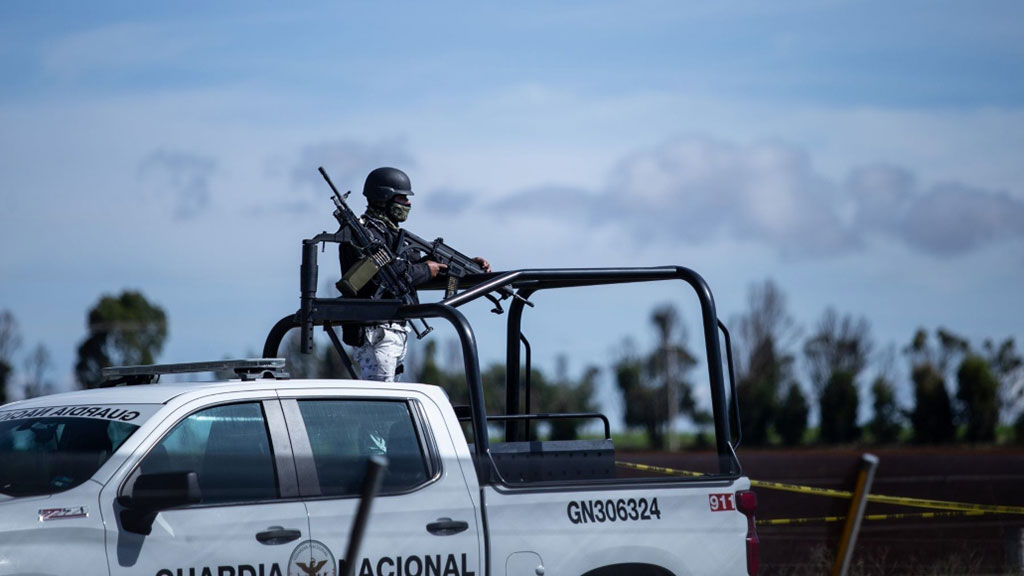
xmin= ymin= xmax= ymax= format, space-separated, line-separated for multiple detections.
xmin=401 ymin=303 xmax=490 ymax=459
xmin=521 ymin=334 xmax=533 ymax=441
xmin=324 ymin=323 xmax=360 ymax=380
xmin=504 ymin=289 xmax=532 ymax=442
xmin=342 ymin=455 xmax=388 ymax=576
xmin=675 ymin=266 xmax=735 ymax=474
xmin=300 ymin=240 xmax=319 ymax=354
xmin=263 ymin=315 xmax=299 ymax=358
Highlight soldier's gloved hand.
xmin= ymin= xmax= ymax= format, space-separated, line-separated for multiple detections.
xmin=474 ymin=257 xmax=491 ymax=273
xmin=427 ymin=260 xmax=448 ymax=278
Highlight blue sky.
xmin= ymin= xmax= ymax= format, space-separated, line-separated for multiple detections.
xmin=1 ymin=1 xmax=1023 ymax=424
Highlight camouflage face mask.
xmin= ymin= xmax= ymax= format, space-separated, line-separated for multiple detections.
xmin=388 ymin=202 xmax=411 ymax=223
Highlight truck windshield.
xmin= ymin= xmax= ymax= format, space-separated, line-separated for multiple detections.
xmin=0 ymin=415 xmax=140 ymax=497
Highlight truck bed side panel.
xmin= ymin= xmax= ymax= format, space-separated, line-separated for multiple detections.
xmin=484 ymin=477 xmax=751 ymax=576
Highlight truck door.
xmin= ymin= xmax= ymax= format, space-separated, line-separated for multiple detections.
xmin=284 ymin=394 xmax=482 ymax=576
xmin=103 ymin=398 xmax=311 ymax=576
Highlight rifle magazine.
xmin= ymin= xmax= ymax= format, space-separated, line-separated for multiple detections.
xmin=338 ymin=257 xmax=381 ymax=296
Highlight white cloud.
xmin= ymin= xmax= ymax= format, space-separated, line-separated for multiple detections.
xmin=846 ymin=164 xmax=916 ymax=233
xmin=496 ymin=137 xmax=853 ymax=257
xmin=40 ymin=21 xmax=197 ymax=83
xmin=900 ymin=184 xmax=1024 ymax=256
xmin=847 ymin=165 xmax=1024 ymax=256
xmin=3 ymin=16 xmax=1024 ymax=398
xmin=492 ymin=135 xmax=1024 ymax=261
xmin=138 ymin=148 xmax=217 ymax=220
xmin=289 ymin=139 xmax=415 ymax=199
xmin=618 ymin=139 xmax=853 ymax=256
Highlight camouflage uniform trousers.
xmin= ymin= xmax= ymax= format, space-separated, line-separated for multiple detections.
xmin=353 ymin=321 xmax=410 ymax=382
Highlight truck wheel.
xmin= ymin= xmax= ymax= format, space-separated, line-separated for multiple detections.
xmin=581 ymin=563 xmax=674 ymax=576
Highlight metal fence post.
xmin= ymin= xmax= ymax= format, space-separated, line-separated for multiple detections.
xmin=832 ymin=453 xmax=879 ymax=576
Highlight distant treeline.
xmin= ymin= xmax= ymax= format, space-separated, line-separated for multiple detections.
xmin=724 ymin=280 xmax=1021 ymax=448
xmin=2 ymin=282 xmax=1021 ymax=449
xmin=248 ymin=280 xmax=1024 ymax=448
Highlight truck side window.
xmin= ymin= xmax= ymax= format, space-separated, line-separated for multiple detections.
xmin=296 ymin=400 xmax=428 ymax=497
xmin=140 ymin=403 xmax=277 ymax=504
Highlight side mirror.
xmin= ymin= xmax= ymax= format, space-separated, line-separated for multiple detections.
xmin=118 ymin=471 xmax=201 ymax=535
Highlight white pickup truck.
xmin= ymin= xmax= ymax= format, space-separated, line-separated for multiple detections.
xmin=0 ymin=266 xmax=758 ymax=576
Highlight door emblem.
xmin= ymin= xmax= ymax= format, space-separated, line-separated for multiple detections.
xmin=288 ymin=540 xmax=336 ymax=576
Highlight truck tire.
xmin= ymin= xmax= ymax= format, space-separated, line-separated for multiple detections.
xmin=581 ymin=563 xmax=674 ymax=576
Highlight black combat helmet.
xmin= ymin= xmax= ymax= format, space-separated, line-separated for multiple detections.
xmin=363 ymin=167 xmax=414 ymax=206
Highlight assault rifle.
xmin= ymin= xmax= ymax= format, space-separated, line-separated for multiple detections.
xmin=319 ymin=166 xmax=433 ymax=339
xmin=400 ymin=231 xmax=532 ymax=313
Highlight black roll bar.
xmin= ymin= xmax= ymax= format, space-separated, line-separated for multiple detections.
xmin=505 ymin=287 xmax=535 ymax=442
xmin=268 ymin=235 xmax=741 ymax=476
xmin=494 ymin=267 xmax=738 ymax=475
xmin=263 ymin=301 xmax=490 ymax=463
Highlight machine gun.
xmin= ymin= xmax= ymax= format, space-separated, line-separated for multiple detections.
xmin=319 ymin=166 xmax=433 ymax=339
xmin=400 ymin=231 xmax=532 ymax=313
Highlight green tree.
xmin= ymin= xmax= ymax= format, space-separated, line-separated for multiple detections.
xmin=818 ymin=371 xmax=860 ymax=443
xmin=481 ymin=363 xmax=533 ymax=414
xmin=478 ymin=359 xmax=598 ymax=441
xmin=75 ymin=291 xmax=168 ymax=389
xmin=614 ymin=348 xmax=666 ymax=448
xmin=614 ymin=304 xmax=698 ymax=450
xmin=22 ymin=343 xmax=53 ymax=399
xmin=936 ymin=328 xmax=970 ymax=370
xmin=419 ymin=339 xmax=501 ymax=410
xmin=418 ymin=340 xmax=447 ymax=388
xmin=535 ymin=357 xmax=599 ymax=440
xmin=737 ymin=340 xmax=783 ymax=446
xmin=867 ymin=375 xmax=903 ymax=444
xmin=909 ymin=363 xmax=955 ymax=443
xmin=415 ymin=338 xmax=599 ymax=440
xmin=0 ymin=363 xmax=9 ymax=406
xmin=776 ymin=382 xmax=809 ymax=445
xmin=734 ymin=280 xmax=800 ymax=446
xmin=0 ymin=310 xmax=22 ymax=405
xmin=983 ymin=338 xmax=1023 ymax=424
xmin=803 ymin=308 xmax=872 ymax=444
xmin=280 ymin=331 xmax=324 ymax=380
xmin=1014 ymin=413 xmax=1024 ymax=445
xmin=269 ymin=325 xmax=357 ymax=380
xmin=904 ymin=328 xmax=960 ymax=444
xmin=956 ymin=355 xmax=999 ymax=443
xmin=317 ymin=341 xmax=354 ymax=379
xmin=650 ymin=304 xmax=698 ymax=450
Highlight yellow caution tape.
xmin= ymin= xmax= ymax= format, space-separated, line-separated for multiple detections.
xmin=615 ymin=461 xmax=1024 ymax=516
xmin=616 ymin=461 xmax=706 ymax=478
xmin=758 ymin=510 xmax=989 ymax=526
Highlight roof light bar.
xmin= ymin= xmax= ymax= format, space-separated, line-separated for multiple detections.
xmin=101 ymin=358 xmax=288 ymax=387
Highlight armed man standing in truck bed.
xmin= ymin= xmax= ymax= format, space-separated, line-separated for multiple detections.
xmin=337 ymin=167 xmax=490 ymax=382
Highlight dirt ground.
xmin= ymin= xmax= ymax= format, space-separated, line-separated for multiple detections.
xmin=620 ymin=447 xmax=1024 ymax=575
